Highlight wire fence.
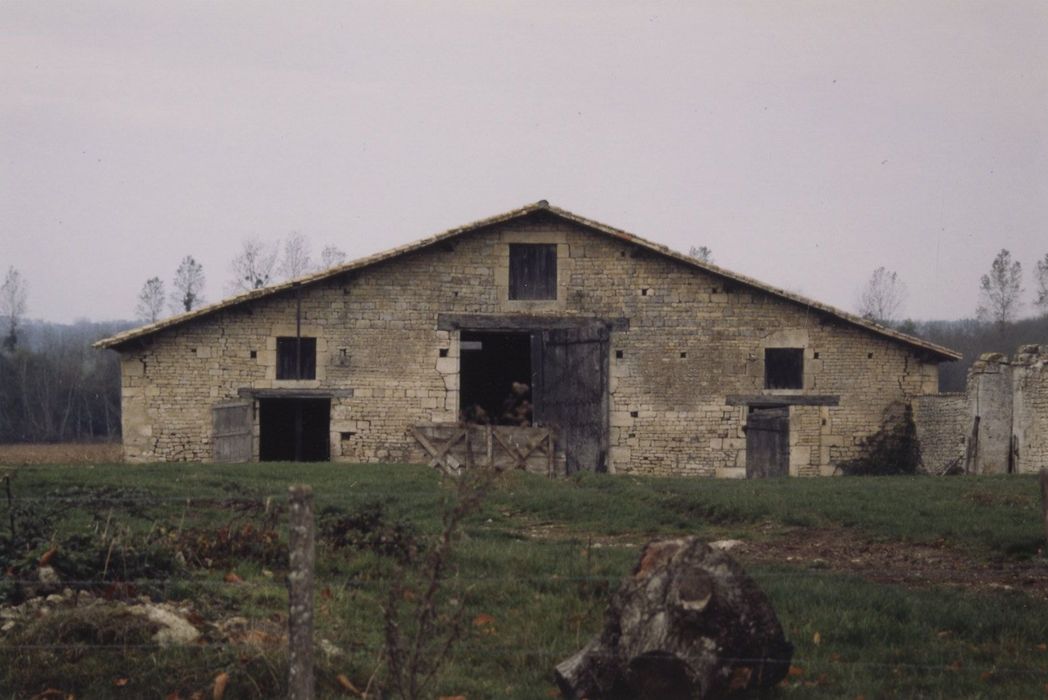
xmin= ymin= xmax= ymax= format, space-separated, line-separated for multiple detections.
xmin=1 ymin=479 xmax=1047 ymax=698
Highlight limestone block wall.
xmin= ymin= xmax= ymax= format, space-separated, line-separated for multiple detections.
xmin=1013 ymin=345 xmax=1048 ymax=473
xmin=117 ymin=216 xmax=942 ymax=475
xmin=912 ymin=345 xmax=1048 ymax=475
xmin=912 ymin=393 xmax=966 ymax=473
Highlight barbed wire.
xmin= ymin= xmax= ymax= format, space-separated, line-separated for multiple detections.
xmin=0 ymin=642 xmax=1044 ymax=677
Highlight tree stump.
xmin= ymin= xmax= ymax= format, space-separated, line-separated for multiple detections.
xmin=555 ymin=537 xmax=793 ymax=699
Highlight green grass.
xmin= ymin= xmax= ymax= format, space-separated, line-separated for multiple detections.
xmin=2 ymin=463 xmax=1047 ymax=698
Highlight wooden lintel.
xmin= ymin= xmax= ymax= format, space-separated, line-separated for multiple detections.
xmin=725 ymin=394 xmax=840 ymax=407
xmin=237 ymin=388 xmax=354 ymax=399
xmin=437 ymin=313 xmax=629 ymax=332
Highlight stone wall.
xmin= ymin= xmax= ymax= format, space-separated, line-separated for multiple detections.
xmin=1013 ymin=345 xmax=1048 ymax=473
xmin=912 ymin=393 xmax=966 ymax=474
xmin=117 ymin=215 xmax=942 ymax=475
xmin=913 ymin=345 xmax=1048 ymax=475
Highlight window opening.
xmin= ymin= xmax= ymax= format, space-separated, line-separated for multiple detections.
xmin=509 ymin=244 xmax=557 ymax=300
xmin=277 ymin=337 xmax=317 ymax=380
xmin=764 ymin=348 xmax=803 ymax=389
xmin=459 ymin=331 xmax=532 ymax=425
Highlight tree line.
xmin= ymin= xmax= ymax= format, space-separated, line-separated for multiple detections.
xmin=0 ymin=267 xmax=129 ymax=442
xmin=136 ymin=233 xmax=348 ymax=324
xmin=855 ymin=249 xmax=1048 ymax=391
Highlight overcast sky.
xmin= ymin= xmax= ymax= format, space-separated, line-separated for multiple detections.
xmin=2 ymin=1 xmax=1046 ymax=324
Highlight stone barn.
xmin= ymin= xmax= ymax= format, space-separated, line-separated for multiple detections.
xmin=96 ymin=201 xmax=959 ymax=476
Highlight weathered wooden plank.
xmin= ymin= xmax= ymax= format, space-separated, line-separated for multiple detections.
xmin=537 ymin=326 xmax=609 ymax=474
xmin=212 ymin=401 xmax=252 ymax=463
xmin=745 ymin=407 xmax=789 ymax=478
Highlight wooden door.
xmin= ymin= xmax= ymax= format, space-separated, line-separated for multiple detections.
xmin=746 ymin=406 xmax=789 ymax=478
xmin=212 ymin=401 xmax=253 ymax=463
xmin=533 ymin=325 xmax=609 ymax=474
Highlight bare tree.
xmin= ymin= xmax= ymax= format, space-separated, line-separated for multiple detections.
xmin=977 ymin=249 xmax=1023 ymax=329
xmin=279 ymin=232 xmax=314 ymax=280
xmin=171 ymin=255 xmax=206 ymax=313
xmin=320 ymin=244 xmax=347 ymax=269
xmin=688 ymin=246 xmax=713 ymax=263
xmin=228 ymin=238 xmax=279 ymax=293
xmin=136 ymin=277 xmax=166 ymax=323
xmin=0 ymin=267 xmax=28 ymax=351
xmin=1034 ymin=253 xmax=1048 ymax=318
xmin=857 ymin=267 xmax=907 ymax=325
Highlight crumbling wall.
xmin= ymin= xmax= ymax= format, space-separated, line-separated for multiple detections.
xmin=911 ymin=393 xmax=966 ymax=473
xmin=914 ymin=345 xmax=1048 ymax=475
xmin=1013 ymin=345 xmax=1048 ymax=474
xmin=967 ymin=353 xmax=1014 ymax=474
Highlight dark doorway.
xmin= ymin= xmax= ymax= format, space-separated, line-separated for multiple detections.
xmin=459 ymin=331 xmax=533 ymax=425
xmin=533 ymin=325 xmax=609 ymax=474
xmin=745 ymin=406 xmax=789 ymax=478
xmin=259 ymin=398 xmax=330 ymax=462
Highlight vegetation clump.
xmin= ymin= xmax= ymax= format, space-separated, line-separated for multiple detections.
xmin=836 ymin=402 xmax=920 ymax=476
xmin=318 ymin=501 xmax=418 ymax=563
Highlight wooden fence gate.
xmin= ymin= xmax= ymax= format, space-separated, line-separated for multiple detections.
xmin=410 ymin=423 xmax=563 ymax=477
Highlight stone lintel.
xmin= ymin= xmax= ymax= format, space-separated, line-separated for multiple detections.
xmin=437 ymin=313 xmax=629 ymax=332
xmin=725 ymin=394 xmax=840 ymax=407
xmin=237 ymin=388 xmax=354 ymax=399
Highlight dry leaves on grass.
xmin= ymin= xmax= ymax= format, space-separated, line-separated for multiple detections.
xmin=212 ymin=671 xmax=229 ymax=699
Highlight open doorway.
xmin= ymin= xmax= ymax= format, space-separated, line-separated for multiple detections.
xmin=459 ymin=331 xmax=533 ymax=425
xmin=259 ymin=398 xmax=330 ymax=461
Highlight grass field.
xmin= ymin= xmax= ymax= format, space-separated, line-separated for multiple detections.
xmin=1 ymin=461 xmax=1047 ymax=698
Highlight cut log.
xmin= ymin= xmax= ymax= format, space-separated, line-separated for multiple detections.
xmin=555 ymin=537 xmax=793 ymax=699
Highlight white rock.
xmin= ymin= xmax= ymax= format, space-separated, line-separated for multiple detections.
xmin=38 ymin=566 xmax=60 ymax=585
xmin=128 ymin=604 xmax=200 ymax=646
xmin=709 ymin=540 xmax=745 ymax=551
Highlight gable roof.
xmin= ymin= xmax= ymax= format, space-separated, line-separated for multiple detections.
xmin=95 ymin=201 xmax=961 ymax=360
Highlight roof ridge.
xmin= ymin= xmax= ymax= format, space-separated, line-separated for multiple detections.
xmin=95 ymin=202 xmax=960 ymax=360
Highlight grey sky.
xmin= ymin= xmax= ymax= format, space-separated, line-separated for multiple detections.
xmin=2 ymin=1 xmax=1046 ymax=324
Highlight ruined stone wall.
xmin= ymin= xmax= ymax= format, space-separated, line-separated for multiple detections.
xmin=912 ymin=345 xmax=1048 ymax=475
xmin=912 ymin=393 xmax=966 ymax=473
xmin=1013 ymin=345 xmax=1048 ymax=473
xmin=119 ymin=217 xmax=940 ymax=475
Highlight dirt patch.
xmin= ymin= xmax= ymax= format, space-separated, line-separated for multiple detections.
xmin=519 ymin=521 xmax=1048 ymax=599
xmin=0 ymin=442 xmax=122 ymax=465
xmin=733 ymin=528 xmax=1048 ymax=600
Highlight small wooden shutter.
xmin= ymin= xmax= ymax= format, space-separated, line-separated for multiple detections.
xmin=509 ymin=244 xmax=557 ymax=300
xmin=212 ymin=401 xmax=253 ymax=463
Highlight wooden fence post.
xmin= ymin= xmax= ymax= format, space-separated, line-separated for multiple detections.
xmin=1040 ymin=469 xmax=1048 ymax=554
xmin=288 ymin=485 xmax=315 ymax=700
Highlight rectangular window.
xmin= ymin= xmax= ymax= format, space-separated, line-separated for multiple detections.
xmin=509 ymin=244 xmax=557 ymax=300
xmin=764 ymin=348 xmax=803 ymax=389
xmin=277 ymin=337 xmax=317 ymax=380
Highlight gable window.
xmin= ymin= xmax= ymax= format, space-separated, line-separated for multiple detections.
xmin=509 ymin=244 xmax=557 ymax=300
xmin=277 ymin=337 xmax=317 ymax=380
xmin=764 ymin=348 xmax=803 ymax=389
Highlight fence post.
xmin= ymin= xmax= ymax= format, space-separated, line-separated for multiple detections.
xmin=288 ymin=485 xmax=315 ymax=700
xmin=1041 ymin=469 xmax=1048 ymax=554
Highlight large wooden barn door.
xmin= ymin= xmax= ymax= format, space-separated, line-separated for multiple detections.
xmin=533 ymin=326 xmax=609 ymax=474
xmin=746 ymin=406 xmax=789 ymax=478
xmin=212 ymin=401 xmax=253 ymax=463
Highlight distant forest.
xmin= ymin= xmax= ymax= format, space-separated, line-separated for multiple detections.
xmin=910 ymin=316 xmax=1048 ymax=392
xmin=0 ymin=315 xmax=1045 ymax=444
xmin=0 ymin=320 xmax=132 ymax=443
